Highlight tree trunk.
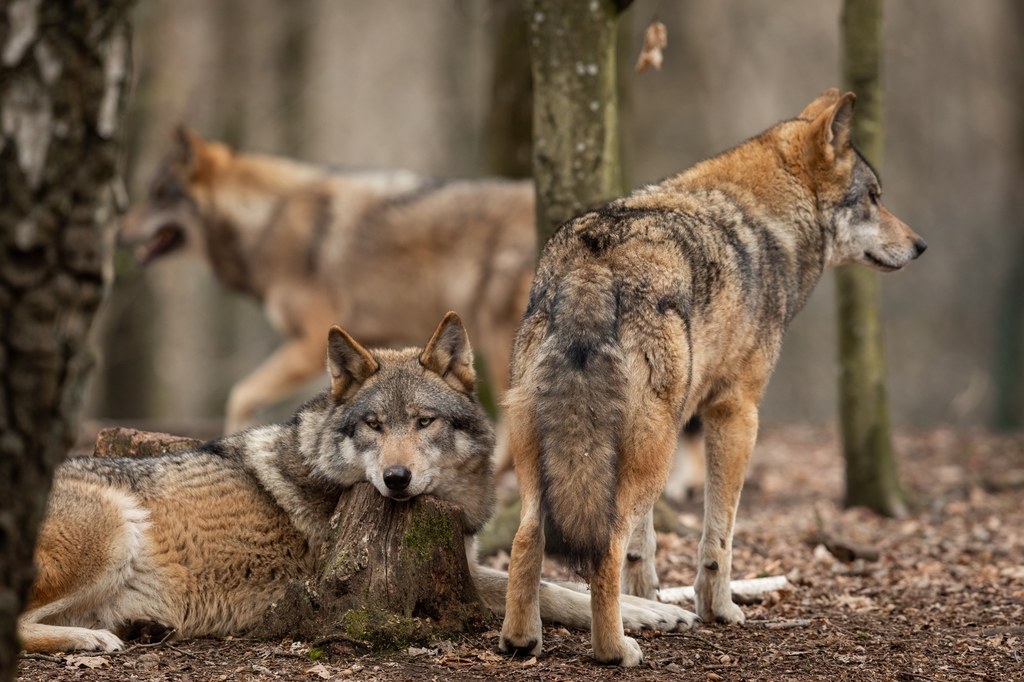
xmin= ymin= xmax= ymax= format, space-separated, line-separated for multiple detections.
xmin=485 ymin=0 xmax=533 ymax=179
xmin=0 ymin=1 xmax=133 ymax=678
xmin=836 ymin=0 xmax=907 ymax=517
xmin=256 ymin=482 xmax=487 ymax=648
xmin=527 ymin=0 xmax=628 ymax=245
xmin=992 ymin=0 xmax=1024 ymax=431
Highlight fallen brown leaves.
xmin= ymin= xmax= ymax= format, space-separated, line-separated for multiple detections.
xmin=18 ymin=426 xmax=1024 ymax=681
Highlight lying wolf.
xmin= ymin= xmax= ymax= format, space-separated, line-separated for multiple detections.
xmin=499 ymin=89 xmax=927 ymax=666
xmin=19 ymin=313 xmax=694 ymax=654
xmin=119 ymin=130 xmax=536 ymax=434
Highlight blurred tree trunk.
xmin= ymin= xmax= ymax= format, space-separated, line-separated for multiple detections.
xmin=0 ymin=1 xmax=133 ymax=678
xmin=527 ymin=0 xmax=631 ymax=245
xmin=836 ymin=0 xmax=907 ymax=517
xmin=276 ymin=0 xmax=313 ymax=158
xmin=485 ymin=0 xmax=532 ymax=178
xmin=992 ymin=0 xmax=1024 ymax=431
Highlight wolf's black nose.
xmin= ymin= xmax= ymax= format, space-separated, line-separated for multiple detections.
xmin=383 ymin=465 xmax=412 ymax=492
xmin=913 ymin=237 xmax=928 ymax=257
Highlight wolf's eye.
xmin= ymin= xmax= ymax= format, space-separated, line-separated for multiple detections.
xmin=416 ymin=417 xmax=435 ymax=429
xmin=364 ymin=417 xmax=382 ymax=431
xmin=868 ymin=188 xmax=880 ymax=205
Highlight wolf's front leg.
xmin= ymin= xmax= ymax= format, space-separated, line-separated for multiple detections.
xmin=225 ymin=335 xmax=326 ymax=433
xmin=693 ymin=399 xmax=758 ymax=624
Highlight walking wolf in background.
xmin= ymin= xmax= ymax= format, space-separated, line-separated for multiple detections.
xmin=119 ymin=129 xmax=536 ymax=434
xmin=19 ymin=313 xmax=695 ymax=654
xmin=499 ymin=89 xmax=927 ymax=666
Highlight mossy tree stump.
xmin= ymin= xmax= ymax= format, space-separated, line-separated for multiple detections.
xmin=259 ymin=482 xmax=488 ymax=647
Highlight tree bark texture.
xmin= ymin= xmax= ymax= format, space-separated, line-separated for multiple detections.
xmin=836 ymin=0 xmax=907 ymax=517
xmin=256 ymin=482 xmax=487 ymax=648
xmin=527 ymin=0 xmax=625 ymax=245
xmin=0 ymin=1 xmax=132 ymax=678
xmin=93 ymin=427 xmax=201 ymax=459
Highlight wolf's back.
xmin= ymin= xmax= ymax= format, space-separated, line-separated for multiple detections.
xmin=530 ymin=263 xmax=626 ymax=576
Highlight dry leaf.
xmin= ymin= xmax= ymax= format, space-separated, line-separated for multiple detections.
xmin=635 ymin=21 xmax=668 ymax=73
xmin=305 ymin=662 xmax=332 ymax=679
xmin=65 ymin=655 xmax=111 ymax=669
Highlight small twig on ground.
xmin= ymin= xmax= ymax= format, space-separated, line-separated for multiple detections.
xmin=163 ymin=643 xmax=200 ymax=659
xmin=19 ymin=653 xmax=63 ymax=664
xmin=975 ymin=626 xmax=1024 ymax=637
xmin=753 ymin=619 xmax=812 ymax=630
xmin=661 ymin=631 xmax=741 ymax=660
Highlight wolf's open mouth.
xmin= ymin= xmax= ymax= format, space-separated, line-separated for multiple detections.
xmin=140 ymin=225 xmax=185 ymax=264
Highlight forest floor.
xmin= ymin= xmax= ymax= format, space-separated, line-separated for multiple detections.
xmin=17 ymin=425 xmax=1024 ymax=681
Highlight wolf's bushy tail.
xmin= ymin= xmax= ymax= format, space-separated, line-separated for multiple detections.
xmin=533 ymin=266 xmax=626 ymax=577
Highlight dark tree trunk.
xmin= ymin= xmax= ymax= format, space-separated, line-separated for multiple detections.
xmin=256 ymin=482 xmax=487 ymax=648
xmin=836 ymin=0 xmax=908 ymax=517
xmin=527 ymin=0 xmax=628 ymax=246
xmin=0 ymin=1 xmax=133 ymax=678
xmin=992 ymin=0 xmax=1024 ymax=431
xmin=485 ymin=0 xmax=533 ymax=179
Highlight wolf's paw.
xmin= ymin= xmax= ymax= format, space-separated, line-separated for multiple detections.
xmin=594 ymin=635 xmax=643 ymax=667
xmin=497 ymin=634 xmax=542 ymax=658
xmin=696 ymin=595 xmax=746 ymax=625
xmin=498 ymin=618 xmax=542 ymax=658
xmin=75 ymin=628 xmax=125 ymax=652
xmin=621 ymin=597 xmax=699 ymax=632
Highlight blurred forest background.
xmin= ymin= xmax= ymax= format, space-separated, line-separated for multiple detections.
xmin=85 ymin=0 xmax=1023 ymax=434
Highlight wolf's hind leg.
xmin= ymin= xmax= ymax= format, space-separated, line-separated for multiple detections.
xmin=19 ymin=483 xmax=149 ymax=653
xmin=694 ymin=398 xmax=758 ymax=624
xmin=622 ymin=509 xmax=659 ymax=599
xmin=499 ymin=404 xmax=545 ymax=658
xmin=225 ymin=334 xmax=326 ymax=433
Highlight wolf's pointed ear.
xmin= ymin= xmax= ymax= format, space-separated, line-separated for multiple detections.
xmin=327 ymin=326 xmax=379 ymax=402
xmin=798 ymin=87 xmax=841 ymax=121
xmin=420 ymin=312 xmax=476 ymax=395
xmin=809 ymin=91 xmax=856 ymax=161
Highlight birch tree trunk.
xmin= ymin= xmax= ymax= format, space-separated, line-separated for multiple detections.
xmin=527 ymin=0 xmax=630 ymax=245
xmin=0 ymin=1 xmax=133 ymax=677
xmin=836 ymin=0 xmax=908 ymax=517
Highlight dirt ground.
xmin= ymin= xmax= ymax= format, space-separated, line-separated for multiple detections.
xmin=17 ymin=425 xmax=1024 ymax=681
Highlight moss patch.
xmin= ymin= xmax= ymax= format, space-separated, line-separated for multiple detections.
xmin=340 ymin=607 xmax=423 ymax=650
xmin=402 ymin=510 xmax=456 ymax=567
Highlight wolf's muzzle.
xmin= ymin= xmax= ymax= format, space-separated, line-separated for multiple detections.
xmin=383 ymin=465 xmax=412 ymax=492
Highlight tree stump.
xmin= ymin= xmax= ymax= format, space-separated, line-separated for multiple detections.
xmin=93 ymin=427 xmax=202 ymax=458
xmin=256 ymin=482 xmax=489 ymax=647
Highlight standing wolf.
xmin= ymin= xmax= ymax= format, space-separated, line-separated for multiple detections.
xmin=18 ymin=313 xmax=694 ymax=654
xmin=499 ymin=89 xmax=927 ymax=666
xmin=119 ymin=130 xmax=536 ymax=433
